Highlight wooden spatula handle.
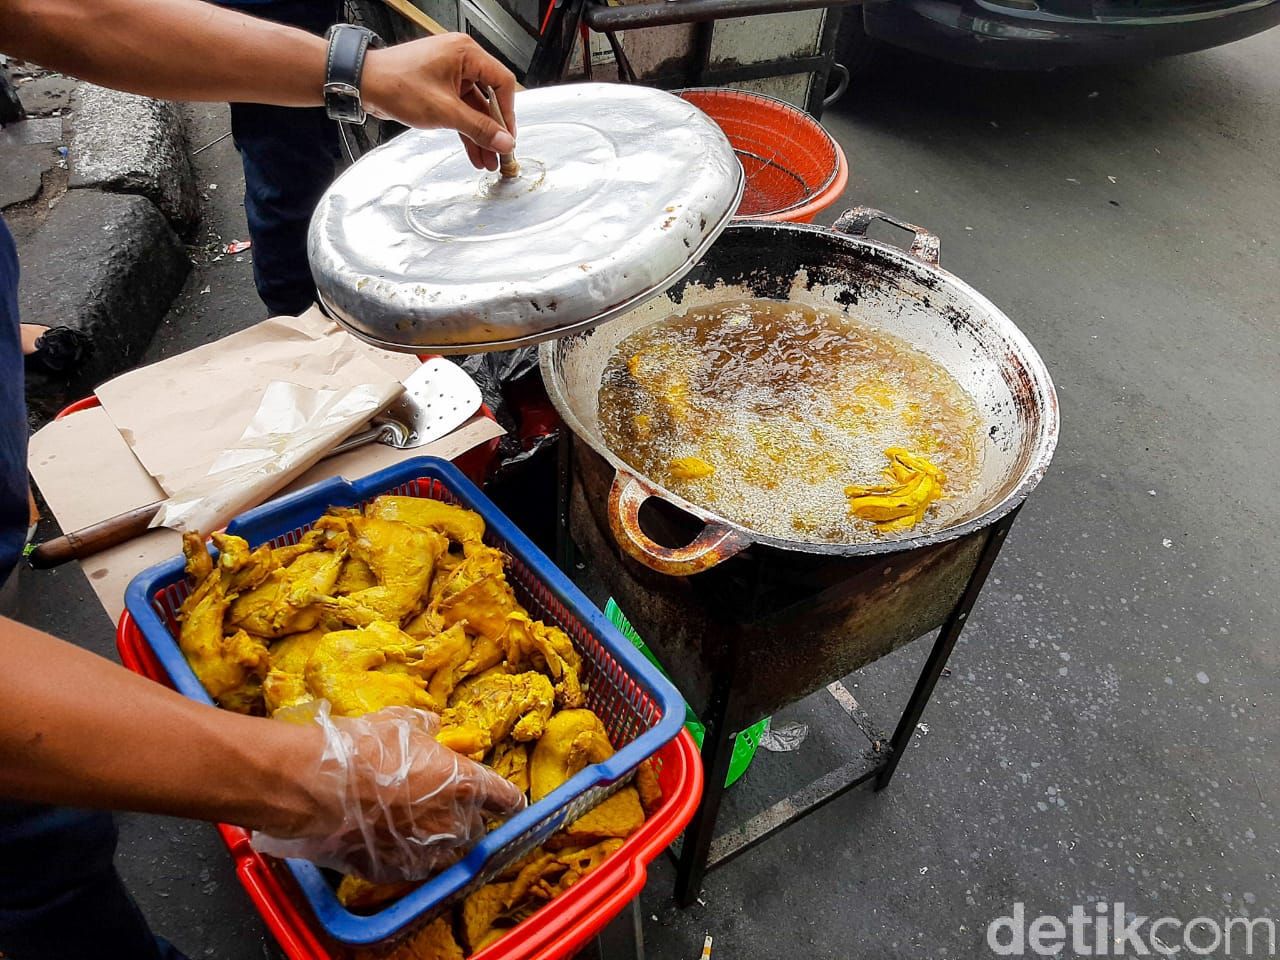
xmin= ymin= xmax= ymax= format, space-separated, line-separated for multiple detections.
xmin=27 ymin=500 xmax=165 ymax=569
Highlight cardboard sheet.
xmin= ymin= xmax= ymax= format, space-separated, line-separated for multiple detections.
xmin=94 ymin=310 xmax=421 ymax=493
xmin=29 ymin=411 xmax=504 ymax=625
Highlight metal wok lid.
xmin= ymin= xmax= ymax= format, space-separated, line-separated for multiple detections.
xmin=308 ymin=83 xmax=744 ymax=354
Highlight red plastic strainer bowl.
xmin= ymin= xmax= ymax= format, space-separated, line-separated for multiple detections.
xmin=677 ymin=87 xmax=849 ymax=223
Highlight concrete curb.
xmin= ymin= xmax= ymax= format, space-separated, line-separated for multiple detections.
xmin=20 ymin=191 xmax=190 ymax=427
xmin=67 ymin=84 xmax=200 ymax=238
xmin=6 ymin=77 xmax=201 ymax=426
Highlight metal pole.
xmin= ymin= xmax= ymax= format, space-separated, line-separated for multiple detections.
xmin=674 ymin=665 xmax=737 ymax=907
xmin=874 ymin=506 xmax=1022 ymax=791
xmin=584 ymin=0 xmax=858 ymax=32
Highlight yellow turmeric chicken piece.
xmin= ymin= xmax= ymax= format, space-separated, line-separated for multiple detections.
xmin=365 ymin=495 xmax=486 ymax=549
xmin=327 ymin=516 xmax=448 ymax=624
xmin=502 ymin=612 xmax=584 ymax=709
xmin=545 ymin=786 xmax=644 ymax=850
xmin=534 ymin=840 xmax=624 ymax=899
xmin=261 ymin=627 xmax=326 ymax=713
xmin=376 ymin=915 xmax=464 ymax=960
xmin=266 ymin=526 xmax=332 ymax=568
xmin=440 ymin=671 xmax=555 ymax=759
xmin=529 ymin=709 xmax=615 ymax=802
xmin=668 ymin=456 xmax=715 ymax=481
xmin=437 ymin=575 xmax=518 ymax=648
xmin=336 ymin=874 xmax=420 ymax=912
xmin=210 ymin=532 xmax=277 ymax=595
xmin=333 ymin=556 xmax=378 ymax=595
xmin=304 ymin=620 xmax=434 ymax=717
xmin=429 ymin=543 xmax=510 ymax=606
xmin=461 ymin=882 xmax=518 ymax=953
xmin=489 ymin=741 xmax=530 ymax=795
xmin=227 ymin=547 xmax=346 ymax=639
xmin=177 ymin=533 xmax=269 ymax=713
xmin=418 ymin=622 xmax=475 ymax=708
xmin=634 ymin=757 xmax=663 ymax=816
xmin=844 ymin=447 xmax=946 ymax=533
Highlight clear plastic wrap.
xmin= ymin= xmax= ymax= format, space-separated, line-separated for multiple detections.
xmin=154 ymin=380 xmax=401 ymax=534
xmin=251 ymin=701 xmax=526 ymax=883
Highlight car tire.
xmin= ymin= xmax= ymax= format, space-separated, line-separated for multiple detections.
xmin=340 ymin=0 xmax=414 ymax=160
xmin=833 ymin=9 xmax=880 ymax=77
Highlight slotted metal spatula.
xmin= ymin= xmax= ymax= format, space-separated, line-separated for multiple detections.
xmin=332 ymin=357 xmax=483 ymax=454
xmin=28 ymin=359 xmax=483 ymax=568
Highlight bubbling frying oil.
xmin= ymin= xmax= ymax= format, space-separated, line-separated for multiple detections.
xmin=597 ymin=298 xmax=984 ymax=544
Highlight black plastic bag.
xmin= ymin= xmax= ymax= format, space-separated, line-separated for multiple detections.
xmin=453 ymin=348 xmax=559 ymax=479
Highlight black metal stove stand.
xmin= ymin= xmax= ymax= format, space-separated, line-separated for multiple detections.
xmin=672 ymin=506 xmax=1019 ymax=905
xmin=555 ymin=433 xmax=1023 ymax=907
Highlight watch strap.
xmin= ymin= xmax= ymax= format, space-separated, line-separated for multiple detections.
xmin=324 ymin=24 xmax=382 ymax=124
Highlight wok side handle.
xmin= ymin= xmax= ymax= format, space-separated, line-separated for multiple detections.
xmin=832 ymin=206 xmax=941 ymax=265
xmin=607 ymin=471 xmax=749 ymax=577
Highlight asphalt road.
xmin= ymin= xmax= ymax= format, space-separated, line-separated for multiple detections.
xmin=12 ymin=28 xmax=1279 ymax=960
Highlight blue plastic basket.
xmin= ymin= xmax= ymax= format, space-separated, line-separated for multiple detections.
xmin=124 ymin=457 xmax=686 ymax=947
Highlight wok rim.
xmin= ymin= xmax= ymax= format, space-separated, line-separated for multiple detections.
xmin=540 ymin=219 xmax=1060 ymax=558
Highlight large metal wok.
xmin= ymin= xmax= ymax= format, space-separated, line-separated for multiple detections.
xmin=543 ymin=209 xmax=1056 ymax=572
xmin=539 ymin=208 xmax=1058 ymax=902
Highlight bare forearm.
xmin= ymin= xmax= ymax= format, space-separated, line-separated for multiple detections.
xmin=0 ymin=616 xmax=320 ymax=833
xmin=0 ymin=0 xmax=328 ymax=107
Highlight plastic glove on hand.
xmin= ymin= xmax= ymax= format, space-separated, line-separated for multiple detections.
xmin=252 ymin=700 xmax=527 ymax=883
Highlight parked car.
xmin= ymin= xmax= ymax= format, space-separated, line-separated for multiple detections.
xmin=836 ymin=0 xmax=1280 ymax=71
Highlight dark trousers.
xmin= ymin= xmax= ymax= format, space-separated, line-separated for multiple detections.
xmin=228 ymin=1 xmax=343 ymax=316
xmin=0 ymin=802 xmax=187 ymax=960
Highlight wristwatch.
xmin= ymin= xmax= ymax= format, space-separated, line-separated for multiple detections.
xmin=323 ymin=24 xmax=384 ymax=125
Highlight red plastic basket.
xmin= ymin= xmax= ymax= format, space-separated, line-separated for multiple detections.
xmin=677 ymin=87 xmax=849 ymax=224
xmin=116 ymin=612 xmax=702 ymax=960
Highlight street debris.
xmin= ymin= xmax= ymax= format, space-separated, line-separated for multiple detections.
xmin=701 ymin=934 xmax=714 ymax=960
xmin=192 ymin=130 xmax=233 ymax=155
xmin=224 ymin=239 xmax=251 ymax=255
xmin=759 ymin=719 xmax=808 ymax=753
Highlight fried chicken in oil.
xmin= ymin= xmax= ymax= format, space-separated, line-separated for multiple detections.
xmin=844 ymin=447 xmax=946 ymax=533
xmin=178 ymin=494 xmax=661 ymax=959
